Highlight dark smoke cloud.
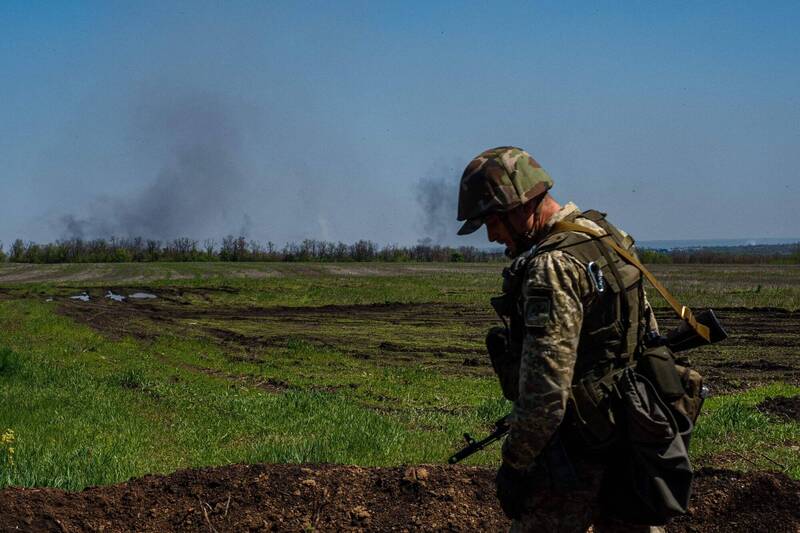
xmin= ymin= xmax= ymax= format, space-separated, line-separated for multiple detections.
xmin=55 ymin=91 xmax=250 ymax=241
xmin=61 ymin=214 xmax=87 ymax=240
xmin=414 ymin=172 xmax=461 ymax=244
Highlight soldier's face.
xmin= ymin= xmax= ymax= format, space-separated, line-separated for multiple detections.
xmin=485 ymin=214 xmax=515 ymax=251
xmin=485 ymin=206 xmax=536 ymax=254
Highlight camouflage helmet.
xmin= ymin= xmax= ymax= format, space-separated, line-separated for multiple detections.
xmin=456 ymin=146 xmax=553 ymax=235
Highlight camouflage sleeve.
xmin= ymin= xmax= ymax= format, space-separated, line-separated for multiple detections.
xmin=501 ymin=250 xmax=591 ymax=470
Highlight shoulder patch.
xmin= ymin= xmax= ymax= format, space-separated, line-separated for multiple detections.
xmin=524 ymin=286 xmax=553 ymax=328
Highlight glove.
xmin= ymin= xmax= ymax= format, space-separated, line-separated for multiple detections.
xmin=495 ymin=463 xmax=530 ymax=520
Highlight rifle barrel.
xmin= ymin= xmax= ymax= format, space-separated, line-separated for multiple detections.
xmin=447 ymin=426 xmax=508 ymax=464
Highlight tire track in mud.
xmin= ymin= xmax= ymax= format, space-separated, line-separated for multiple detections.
xmin=53 ymin=292 xmax=800 ymax=390
xmin=152 ymin=352 xmax=290 ymax=393
xmin=57 ymin=295 xmax=496 ymax=376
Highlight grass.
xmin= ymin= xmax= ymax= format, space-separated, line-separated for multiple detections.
xmin=0 ymin=262 xmax=797 ymax=490
xmin=0 ymin=296 xmax=508 ymax=490
xmin=692 ymin=383 xmax=800 ymax=478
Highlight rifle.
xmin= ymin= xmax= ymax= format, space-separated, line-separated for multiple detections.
xmin=448 ymin=416 xmax=509 ymax=464
xmin=653 ymin=308 xmax=728 ymax=352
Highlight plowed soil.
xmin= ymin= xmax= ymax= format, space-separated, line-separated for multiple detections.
xmin=757 ymin=395 xmax=800 ymax=422
xmin=0 ymin=464 xmax=797 ymax=532
xmin=55 ymin=290 xmax=800 ymax=390
xmin=653 ymin=307 xmax=800 ymax=393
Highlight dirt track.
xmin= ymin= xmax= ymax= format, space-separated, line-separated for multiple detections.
xmin=0 ymin=464 xmax=797 ymax=532
xmin=55 ymin=289 xmax=800 ymax=390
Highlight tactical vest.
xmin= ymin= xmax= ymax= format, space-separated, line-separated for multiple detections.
xmin=491 ymin=209 xmax=647 ymax=448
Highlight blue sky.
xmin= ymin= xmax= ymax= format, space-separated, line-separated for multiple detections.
xmin=1 ymin=1 xmax=798 ymax=247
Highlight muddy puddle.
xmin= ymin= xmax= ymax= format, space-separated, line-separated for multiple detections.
xmin=129 ymin=292 xmax=157 ymax=300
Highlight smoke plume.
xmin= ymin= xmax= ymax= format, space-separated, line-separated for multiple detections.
xmin=56 ymin=92 xmax=250 ymax=242
xmin=414 ymin=173 xmax=461 ymax=244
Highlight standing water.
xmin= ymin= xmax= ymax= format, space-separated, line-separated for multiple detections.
xmin=105 ymin=291 xmax=126 ymax=302
xmin=128 ymin=292 xmax=157 ymax=300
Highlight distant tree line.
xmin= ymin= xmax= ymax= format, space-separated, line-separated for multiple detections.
xmin=637 ymin=245 xmax=800 ymax=265
xmin=0 ymin=238 xmax=797 ymax=264
xmin=0 ymin=237 xmax=504 ymax=264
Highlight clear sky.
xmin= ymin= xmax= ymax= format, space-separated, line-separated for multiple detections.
xmin=1 ymin=1 xmax=798 ymax=248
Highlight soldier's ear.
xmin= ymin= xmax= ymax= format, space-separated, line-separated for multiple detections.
xmin=529 ymin=193 xmax=549 ymax=216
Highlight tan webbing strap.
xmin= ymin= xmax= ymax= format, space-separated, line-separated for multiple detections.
xmin=551 ymin=221 xmax=711 ymax=342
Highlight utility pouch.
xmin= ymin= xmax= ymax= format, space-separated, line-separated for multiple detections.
xmin=490 ymin=294 xmax=514 ymax=318
xmin=600 ymin=369 xmax=693 ymax=525
xmin=637 ymin=346 xmax=684 ymax=401
xmin=637 ymin=345 xmax=705 ymax=424
xmin=565 ymin=372 xmax=620 ymax=451
xmin=673 ymin=364 xmax=705 ymax=425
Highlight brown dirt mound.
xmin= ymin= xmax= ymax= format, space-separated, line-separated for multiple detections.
xmin=1 ymin=464 xmax=798 ymax=532
xmin=756 ymin=395 xmax=800 ymax=422
xmin=0 ymin=464 xmax=505 ymax=532
xmin=670 ymin=467 xmax=800 ymax=533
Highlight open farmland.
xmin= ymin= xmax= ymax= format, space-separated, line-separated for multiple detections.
xmin=0 ymin=262 xmax=799 ymax=531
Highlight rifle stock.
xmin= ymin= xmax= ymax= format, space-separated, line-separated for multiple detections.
xmin=664 ymin=308 xmax=728 ymax=352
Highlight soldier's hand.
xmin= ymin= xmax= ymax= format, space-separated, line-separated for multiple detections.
xmin=495 ymin=463 xmax=530 ymax=519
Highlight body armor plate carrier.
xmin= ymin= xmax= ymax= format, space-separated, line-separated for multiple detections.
xmin=489 ymin=209 xmax=647 ymax=450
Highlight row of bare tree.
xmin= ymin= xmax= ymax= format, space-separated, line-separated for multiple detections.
xmin=0 ymin=237 xmax=503 ymax=263
xmin=1 ymin=238 xmax=797 ymax=264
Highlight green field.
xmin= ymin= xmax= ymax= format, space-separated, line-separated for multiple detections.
xmin=0 ymin=262 xmax=798 ymax=490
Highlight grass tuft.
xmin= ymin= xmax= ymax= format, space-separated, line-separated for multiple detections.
xmin=0 ymin=347 xmax=21 ymax=376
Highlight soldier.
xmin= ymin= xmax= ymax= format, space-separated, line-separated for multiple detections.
xmin=457 ymin=147 xmax=666 ymax=532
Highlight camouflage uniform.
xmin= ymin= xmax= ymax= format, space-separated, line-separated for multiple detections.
xmin=501 ymin=204 xmax=663 ymax=533
xmin=456 ymin=148 xmax=666 ymax=532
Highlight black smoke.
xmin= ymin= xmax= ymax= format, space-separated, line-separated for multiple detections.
xmin=414 ymin=170 xmax=462 ymax=244
xmin=56 ymin=91 xmax=250 ymax=241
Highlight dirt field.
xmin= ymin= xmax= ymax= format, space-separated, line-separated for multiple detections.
xmin=53 ymin=287 xmax=800 ymax=390
xmin=2 ymin=264 xmax=799 ymax=532
xmin=0 ymin=463 xmax=798 ymax=532
xmin=757 ymin=395 xmax=800 ymax=422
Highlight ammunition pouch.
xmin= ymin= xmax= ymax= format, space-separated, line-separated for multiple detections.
xmin=564 ymin=368 xmax=623 ymax=452
xmin=486 ymin=327 xmax=520 ymax=402
xmin=673 ymin=364 xmax=705 ymax=425
xmin=637 ymin=346 xmax=684 ymax=401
